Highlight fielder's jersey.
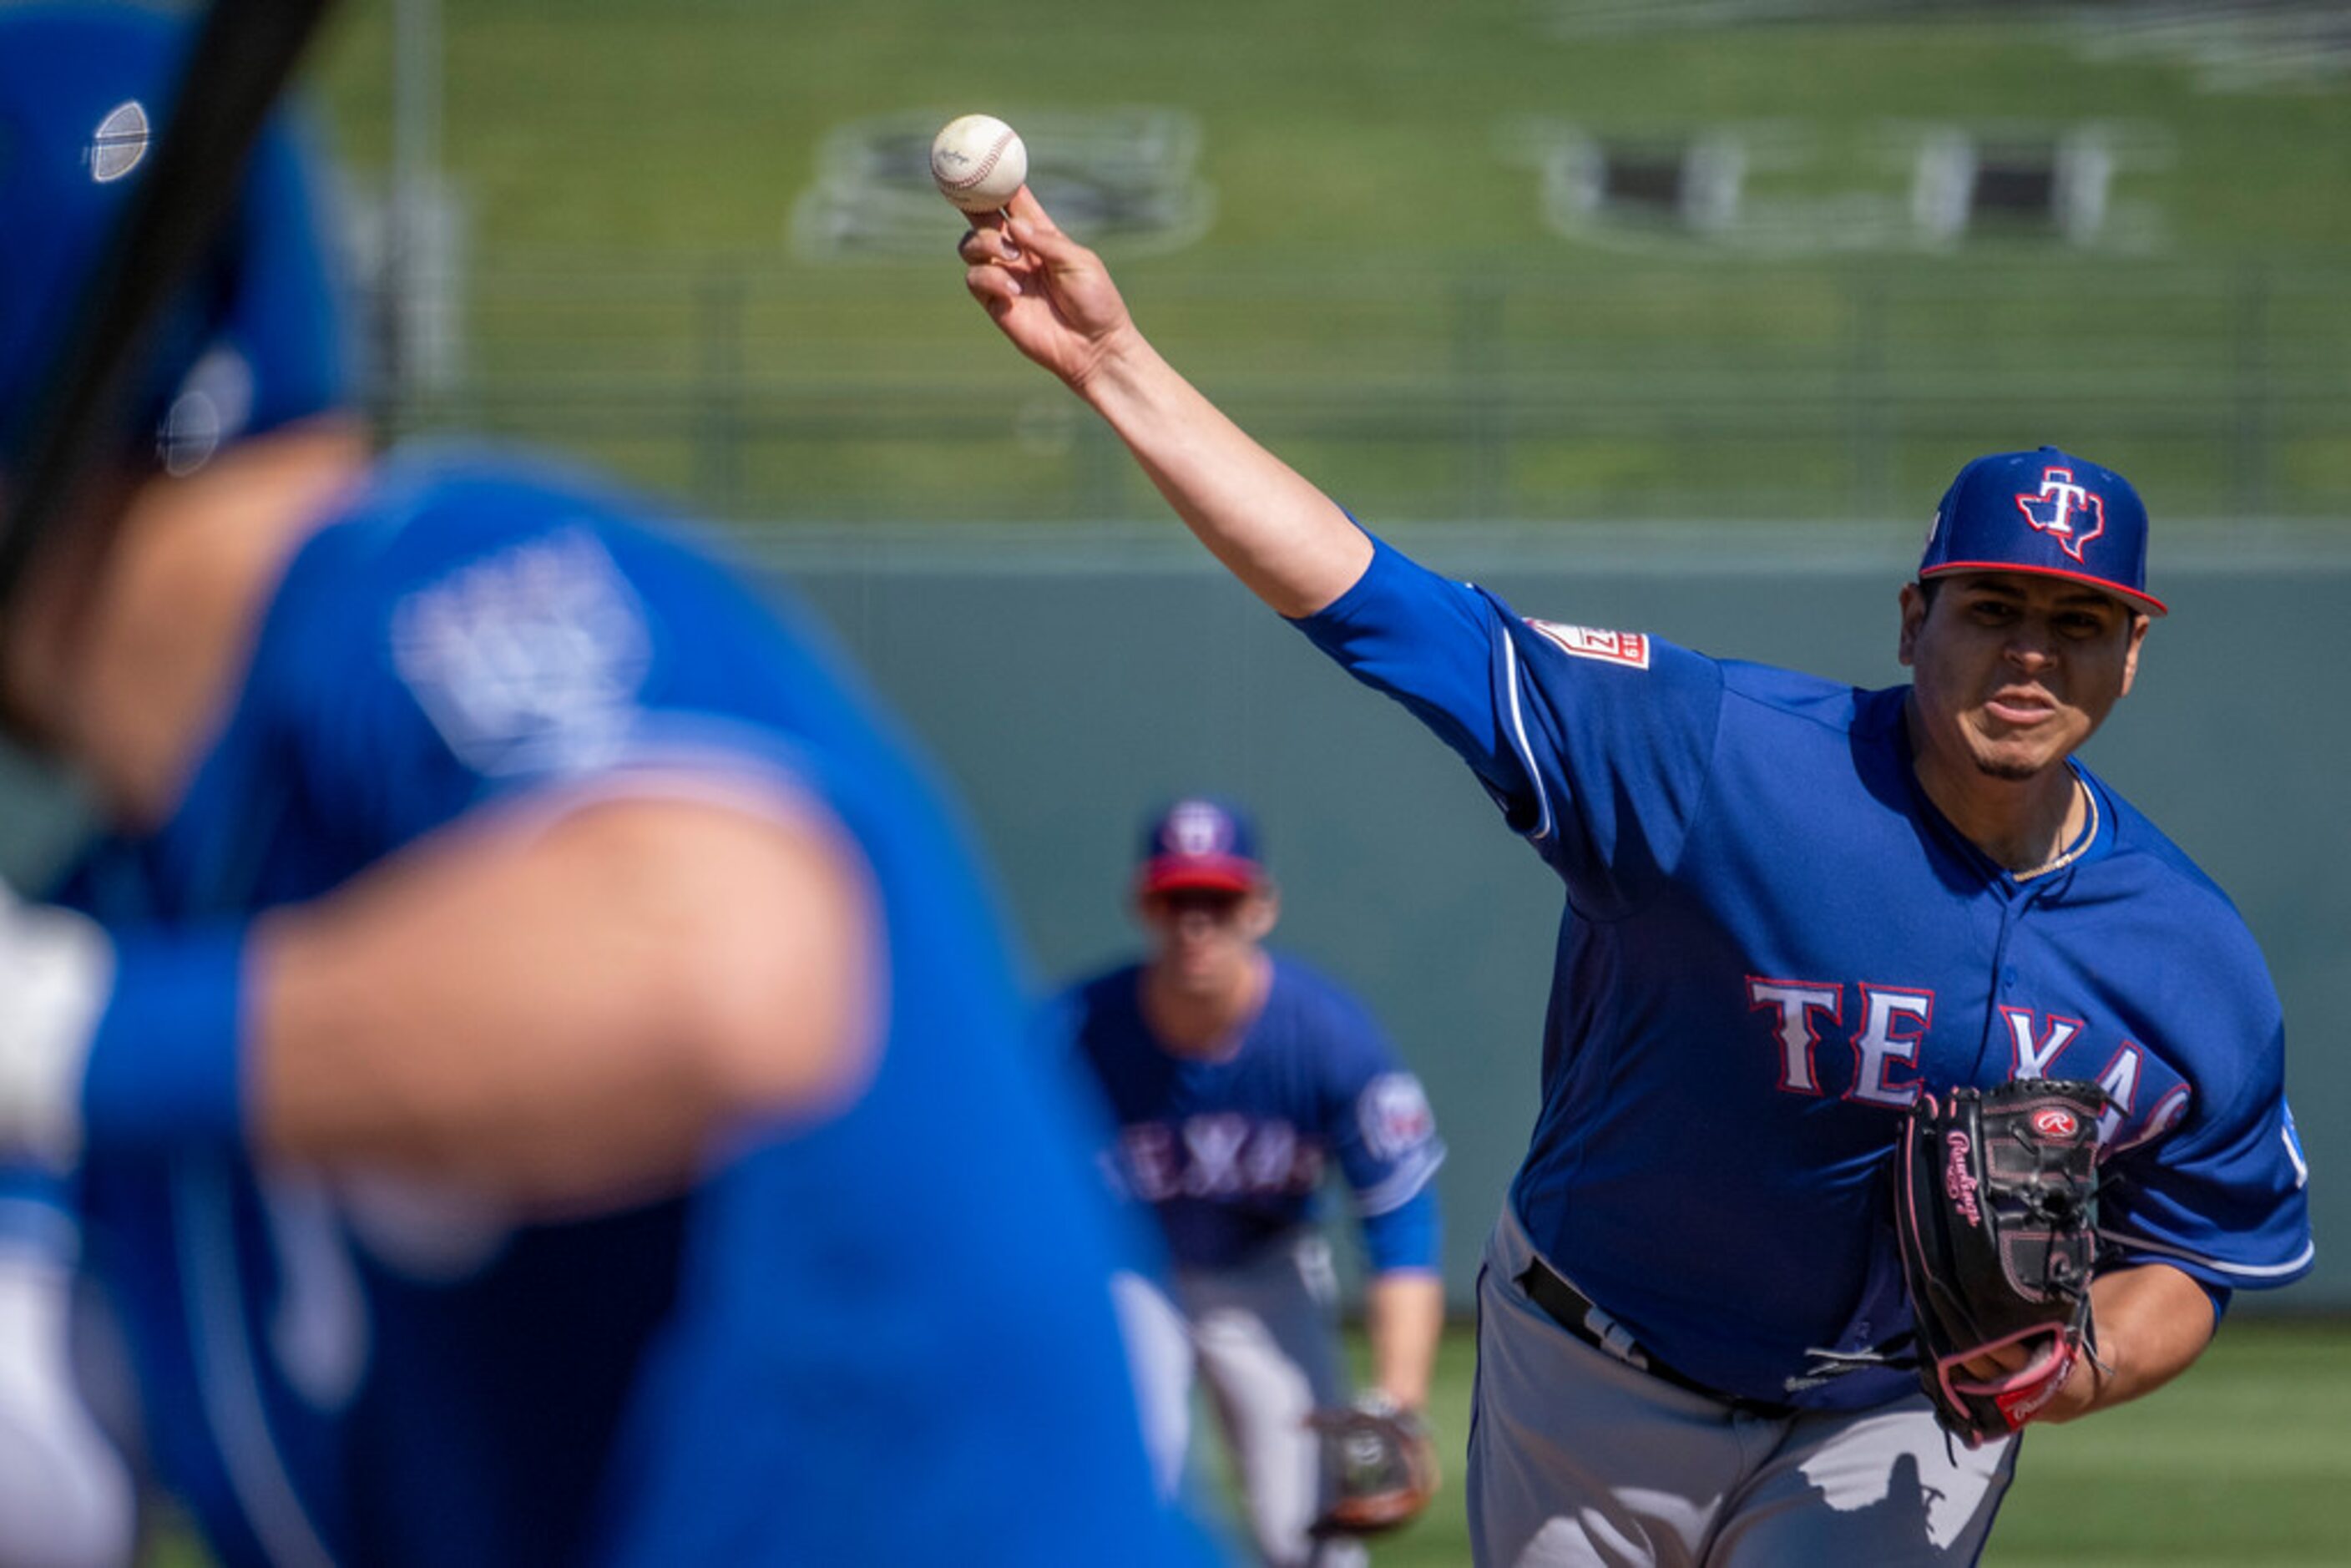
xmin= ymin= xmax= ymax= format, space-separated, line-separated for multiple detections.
xmin=1297 ymin=534 xmax=2313 ymax=1410
xmin=58 ymin=447 xmax=1211 ymax=1566
xmin=1057 ymin=957 xmax=1445 ymax=1274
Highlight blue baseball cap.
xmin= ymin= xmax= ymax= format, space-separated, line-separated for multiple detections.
xmin=0 ymin=4 xmax=355 ymax=478
xmin=1136 ymin=797 xmax=1265 ymax=895
xmin=1919 ymin=446 xmax=2166 ymax=618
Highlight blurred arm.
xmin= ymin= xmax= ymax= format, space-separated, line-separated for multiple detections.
xmin=253 ymin=792 xmax=879 ymax=1210
xmin=1363 ymin=1272 xmax=1446 ymax=1414
xmin=961 ymin=190 xmax=1372 ymax=619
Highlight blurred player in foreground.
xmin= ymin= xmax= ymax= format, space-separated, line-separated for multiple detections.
xmin=0 ymin=8 xmax=1214 ymax=1563
xmin=956 ymin=186 xmax=2313 ymax=1565
xmin=1054 ymin=797 xmax=1445 ymax=1566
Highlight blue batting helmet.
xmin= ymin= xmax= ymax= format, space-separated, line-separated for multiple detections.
xmin=0 ymin=3 xmax=355 ymax=478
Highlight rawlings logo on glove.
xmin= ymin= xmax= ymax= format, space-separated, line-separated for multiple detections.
xmin=1892 ymin=1079 xmax=2110 ymax=1447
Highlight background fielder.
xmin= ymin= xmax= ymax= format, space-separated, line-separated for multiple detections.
xmin=956 ymin=185 xmax=2313 ymax=1565
xmin=1055 ymin=797 xmax=1446 ymax=1567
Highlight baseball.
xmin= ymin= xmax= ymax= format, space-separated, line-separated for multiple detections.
xmin=930 ymin=114 xmax=1028 ymax=213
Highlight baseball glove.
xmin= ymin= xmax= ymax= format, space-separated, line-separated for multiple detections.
xmin=1307 ymin=1393 xmax=1438 ymax=1538
xmin=1891 ymin=1078 xmax=2109 ymax=1446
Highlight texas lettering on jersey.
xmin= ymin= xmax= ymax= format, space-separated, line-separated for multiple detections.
xmin=1108 ymin=1115 xmax=1326 ymax=1205
xmin=1747 ymin=976 xmax=2190 ymax=1150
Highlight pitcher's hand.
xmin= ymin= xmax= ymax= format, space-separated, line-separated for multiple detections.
xmin=958 ymin=187 xmax=1140 ymax=395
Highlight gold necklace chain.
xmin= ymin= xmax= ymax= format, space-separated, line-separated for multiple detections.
xmin=2015 ymin=775 xmax=2098 ymax=883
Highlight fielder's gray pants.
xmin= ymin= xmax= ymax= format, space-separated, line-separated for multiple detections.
xmin=1115 ymin=1232 xmax=1369 ymax=1568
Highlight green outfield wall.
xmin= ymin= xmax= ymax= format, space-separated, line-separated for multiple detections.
xmin=754 ymin=518 xmax=2349 ymax=1312
xmin=0 ymin=518 xmax=2335 ymax=1313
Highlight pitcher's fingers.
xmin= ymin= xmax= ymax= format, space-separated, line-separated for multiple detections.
xmin=963 ymin=264 xmax=1024 ymax=309
xmin=1004 ymin=188 xmax=1091 ymax=266
xmin=1004 ymin=185 xmax=1054 ymax=231
xmin=958 ymin=222 xmax=1023 ymax=266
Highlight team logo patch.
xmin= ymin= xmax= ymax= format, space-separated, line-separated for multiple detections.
xmin=2032 ymin=1106 xmax=2081 ymax=1139
xmin=392 ymin=529 xmax=654 ymax=777
xmin=2013 ymin=467 xmax=2106 ymax=563
xmin=1526 ymin=620 xmax=1651 ymax=670
xmin=1359 ymin=1074 xmax=1436 ymax=1161
xmin=1165 ymin=799 xmax=1234 ymax=857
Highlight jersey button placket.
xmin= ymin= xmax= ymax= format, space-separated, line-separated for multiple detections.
xmin=1973 ymin=898 xmax=2025 ymax=1081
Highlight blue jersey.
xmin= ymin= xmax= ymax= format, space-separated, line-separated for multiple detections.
xmin=1057 ymin=956 xmax=1444 ymax=1275
xmin=1296 ymin=534 xmax=2313 ymax=1410
xmin=57 ymin=448 xmax=1211 ymax=1566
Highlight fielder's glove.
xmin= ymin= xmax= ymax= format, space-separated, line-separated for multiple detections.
xmin=1307 ymin=1392 xmax=1438 ymax=1539
xmin=1891 ymin=1078 xmax=2108 ymax=1446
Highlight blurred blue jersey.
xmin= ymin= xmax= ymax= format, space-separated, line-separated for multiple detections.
xmin=58 ymin=447 xmax=1213 ymax=1566
xmin=1057 ymin=957 xmax=1444 ymax=1275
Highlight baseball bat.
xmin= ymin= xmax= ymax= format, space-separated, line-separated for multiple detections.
xmin=0 ymin=0 xmax=341 ymax=609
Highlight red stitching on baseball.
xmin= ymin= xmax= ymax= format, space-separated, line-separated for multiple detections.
xmin=943 ymin=132 xmax=1011 ymax=193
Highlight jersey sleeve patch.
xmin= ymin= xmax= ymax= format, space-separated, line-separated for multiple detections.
xmin=1524 ymin=620 xmax=1651 ymax=670
xmin=391 ymin=527 xmax=653 ymax=780
xmin=1358 ymin=1073 xmax=1437 ymax=1162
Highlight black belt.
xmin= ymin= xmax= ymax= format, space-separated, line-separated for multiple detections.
xmin=1514 ymin=1257 xmax=1797 ymax=1420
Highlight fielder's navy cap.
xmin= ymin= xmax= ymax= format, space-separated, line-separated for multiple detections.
xmin=1919 ymin=446 xmax=2166 ymax=618
xmin=1136 ymin=797 xmax=1265 ymax=895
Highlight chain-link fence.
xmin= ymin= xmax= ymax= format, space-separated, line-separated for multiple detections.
xmin=371 ymin=254 xmax=2351 ymax=529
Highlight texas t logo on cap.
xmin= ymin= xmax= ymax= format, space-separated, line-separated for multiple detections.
xmin=1919 ymin=445 xmax=2166 ymax=618
xmin=2013 ymin=468 xmax=2105 ymax=563
xmin=1137 ymin=795 xmax=1267 ymax=895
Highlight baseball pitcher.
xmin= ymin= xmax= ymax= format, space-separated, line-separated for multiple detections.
xmin=955 ymin=186 xmax=2313 ymax=1566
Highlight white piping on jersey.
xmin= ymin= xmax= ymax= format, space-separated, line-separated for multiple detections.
xmin=176 ymin=1161 xmax=336 ymax=1568
xmin=261 ymin=1185 xmax=371 ymax=1410
xmin=490 ymin=741 xmax=840 ymax=849
xmin=1499 ymin=631 xmax=1555 ymax=844
xmin=2096 ymin=1224 xmax=2315 ymax=1282
xmin=1351 ymin=1144 xmax=1448 ymax=1218
xmin=470 ymin=715 xmax=862 ymax=884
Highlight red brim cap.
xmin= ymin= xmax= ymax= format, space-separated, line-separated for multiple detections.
xmin=1137 ymin=856 xmax=1261 ymax=895
xmin=1919 ymin=559 xmax=2167 ymax=618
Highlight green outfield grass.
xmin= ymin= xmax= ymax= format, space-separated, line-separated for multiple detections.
xmin=297 ymin=2 xmax=2351 ymax=525
xmin=1333 ymin=1316 xmax=2351 ymax=1567
xmin=139 ymin=1315 xmax=2351 ymax=1563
